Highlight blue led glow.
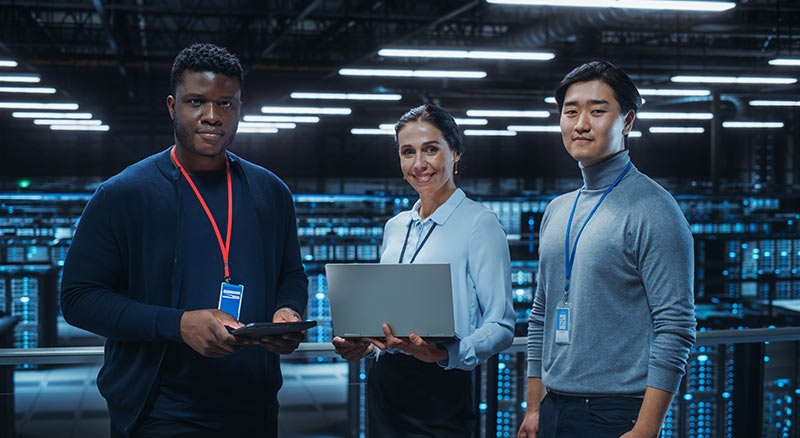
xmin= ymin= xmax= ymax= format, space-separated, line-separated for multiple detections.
xmin=684 ymin=394 xmax=693 ymax=401
xmin=722 ymin=392 xmax=731 ymax=399
xmin=729 ymin=251 xmax=736 ymax=258
xmin=765 ymin=355 xmax=770 ymax=362
xmin=698 ymin=354 xmax=709 ymax=362
xmin=479 ymin=403 xmax=487 ymax=411
xmin=521 ymin=401 xmax=527 ymax=409
xmin=498 ymin=363 xmax=506 ymax=370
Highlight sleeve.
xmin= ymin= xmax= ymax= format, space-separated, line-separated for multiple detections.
xmin=526 ymin=271 xmax=546 ymax=377
xmin=60 ymin=185 xmax=185 ymax=342
xmin=637 ymin=198 xmax=697 ymax=393
xmin=527 ymin=205 xmax=551 ymax=377
xmin=439 ymin=210 xmax=515 ymax=370
xmin=274 ymin=188 xmax=309 ymax=316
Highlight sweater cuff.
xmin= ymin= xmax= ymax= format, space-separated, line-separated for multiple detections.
xmin=646 ymin=364 xmax=684 ymax=394
xmin=436 ymin=341 xmax=461 ymax=370
xmin=157 ymin=308 xmax=185 ymax=343
xmin=527 ymin=359 xmax=542 ymax=378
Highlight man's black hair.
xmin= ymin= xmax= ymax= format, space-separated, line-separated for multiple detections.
xmin=554 ymin=61 xmax=642 ymax=115
xmin=170 ymin=43 xmax=243 ymax=94
xmin=395 ymin=103 xmax=464 ymax=155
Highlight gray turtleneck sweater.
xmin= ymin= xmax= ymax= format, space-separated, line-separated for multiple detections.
xmin=527 ymin=150 xmax=696 ymax=395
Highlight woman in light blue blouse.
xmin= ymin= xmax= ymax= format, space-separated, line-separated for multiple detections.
xmin=333 ymin=103 xmax=515 ymax=437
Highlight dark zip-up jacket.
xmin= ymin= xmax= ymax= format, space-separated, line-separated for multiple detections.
xmin=60 ymin=147 xmax=308 ymax=435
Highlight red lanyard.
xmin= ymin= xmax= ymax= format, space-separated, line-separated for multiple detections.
xmin=170 ymin=146 xmax=233 ymax=281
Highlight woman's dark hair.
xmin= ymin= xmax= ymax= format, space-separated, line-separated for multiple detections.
xmin=554 ymin=61 xmax=642 ymax=115
xmin=170 ymin=43 xmax=243 ymax=94
xmin=395 ymin=104 xmax=464 ymax=155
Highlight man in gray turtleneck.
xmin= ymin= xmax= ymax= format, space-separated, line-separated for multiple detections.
xmin=518 ymin=62 xmax=696 ymax=438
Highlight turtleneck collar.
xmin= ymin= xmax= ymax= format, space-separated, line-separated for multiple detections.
xmin=578 ymin=150 xmax=633 ymax=190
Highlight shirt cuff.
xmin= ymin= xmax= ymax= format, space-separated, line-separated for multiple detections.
xmin=157 ymin=308 xmax=185 ymax=343
xmin=646 ymin=364 xmax=684 ymax=394
xmin=527 ymin=359 xmax=542 ymax=378
xmin=436 ymin=341 xmax=461 ymax=370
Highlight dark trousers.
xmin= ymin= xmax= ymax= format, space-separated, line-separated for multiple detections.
xmin=367 ymin=353 xmax=477 ymax=438
xmin=111 ymin=413 xmax=278 ymax=438
xmin=538 ymin=392 xmax=646 ymax=438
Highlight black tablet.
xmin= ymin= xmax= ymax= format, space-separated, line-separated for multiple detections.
xmin=228 ymin=320 xmax=317 ymax=338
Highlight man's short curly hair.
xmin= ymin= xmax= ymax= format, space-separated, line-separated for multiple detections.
xmin=170 ymin=43 xmax=243 ymax=94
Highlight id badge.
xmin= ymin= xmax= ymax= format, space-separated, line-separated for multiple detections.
xmin=555 ymin=305 xmax=571 ymax=345
xmin=218 ymin=282 xmax=244 ymax=320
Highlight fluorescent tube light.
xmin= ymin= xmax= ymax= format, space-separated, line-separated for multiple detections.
xmin=12 ymin=112 xmax=92 ymax=119
xmin=260 ymin=106 xmax=351 ymax=115
xmin=0 ymin=86 xmax=55 ymax=94
xmin=544 ymin=97 xmax=557 ymax=104
xmin=33 ymin=119 xmax=102 ymax=125
xmin=749 ymin=100 xmax=800 ymax=107
xmin=237 ymin=126 xmax=279 ymax=134
xmin=638 ymin=88 xmax=711 ymax=96
xmin=649 ymin=127 xmax=706 ymax=134
xmin=454 ymin=118 xmax=489 ymax=126
xmin=0 ymin=102 xmax=78 ymax=110
xmin=671 ymin=75 xmax=797 ymax=85
xmin=486 ymin=0 xmax=735 ymax=12
xmin=290 ymin=92 xmax=402 ymax=101
xmin=466 ymin=109 xmax=550 ymax=118
xmin=378 ymin=118 xmax=487 ymax=131
xmin=49 ymin=124 xmax=109 ymax=131
xmin=629 ymin=131 xmax=642 ymax=138
xmin=463 ymin=129 xmax=517 ymax=136
xmin=507 ymin=125 xmax=561 ymax=132
xmin=637 ymin=112 xmax=713 ymax=120
xmin=0 ymin=60 xmax=18 ymax=68
xmin=377 ymin=48 xmax=554 ymax=61
xmin=769 ymin=59 xmax=800 ymax=66
xmin=238 ymin=122 xmax=296 ymax=129
xmin=722 ymin=121 xmax=784 ymax=129
xmin=0 ymin=75 xmax=40 ymax=83
xmin=339 ymin=68 xmax=487 ymax=79
xmin=243 ymin=115 xmax=319 ymax=123
xmin=351 ymin=128 xmax=394 ymax=135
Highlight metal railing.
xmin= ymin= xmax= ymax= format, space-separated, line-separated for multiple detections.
xmin=1 ymin=326 xmax=799 ymax=365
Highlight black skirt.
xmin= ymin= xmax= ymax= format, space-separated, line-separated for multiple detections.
xmin=367 ymin=352 xmax=477 ymax=437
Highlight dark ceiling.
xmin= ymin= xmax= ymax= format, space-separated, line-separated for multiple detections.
xmin=0 ymin=0 xmax=798 ymax=188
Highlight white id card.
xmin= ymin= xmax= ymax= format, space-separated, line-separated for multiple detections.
xmin=555 ymin=305 xmax=571 ymax=345
xmin=218 ymin=282 xmax=244 ymax=320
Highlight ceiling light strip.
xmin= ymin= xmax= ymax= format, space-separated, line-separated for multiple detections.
xmin=466 ymin=109 xmax=550 ymax=118
xmin=243 ymin=115 xmax=320 ymax=123
xmin=260 ymin=106 xmax=351 ymax=115
xmin=637 ymin=112 xmax=713 ymax=120
xmin=12 ymin=112 xmax=92 ymax=119
xmin=0 ymin=87 xmax=56 ymax=94
xmin=339 ymin=68 xmax=487 ymax=79
xmin=749 ymin=100 xmax=800 ymax=107
xmin=671 ymin=75 xmax=797 ymax=85
xmin=463 ymin=129 xmax=517 ymax=136
xmin=486 ymin=0 xmax=735 ymax=12
xmin=722 ymin=121 xmax=784 ymax=129
xmin=649 ymin=127 xmax=706 ymax=134
xmin=351 ymin=128 xmax=394 ymax=135
xmin=377 ymin=48 xmax=554 ymax=61
xmin=290 ymin=92 xmax=402 ymax=101
xmin=0 ymin=102 xmax=78 ymax=110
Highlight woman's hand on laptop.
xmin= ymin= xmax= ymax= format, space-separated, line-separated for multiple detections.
xmin=376 ymin=323 xmax=449 ymax=363
xmin=332 ymin=337 xmax=374 ymax=361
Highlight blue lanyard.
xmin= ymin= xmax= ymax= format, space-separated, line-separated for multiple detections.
xmin=563 ymin=161 xmax=632 ymax=303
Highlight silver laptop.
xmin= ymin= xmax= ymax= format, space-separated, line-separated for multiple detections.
xmin=325 ymin=263 xmax=456 ymax=341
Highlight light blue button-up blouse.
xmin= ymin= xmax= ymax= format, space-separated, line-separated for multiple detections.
xmin=379 ymin=188 xmax=515 ymax=371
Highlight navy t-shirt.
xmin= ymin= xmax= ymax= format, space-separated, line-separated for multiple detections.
xmin=149 ymin=167 xmax=278 ymax=430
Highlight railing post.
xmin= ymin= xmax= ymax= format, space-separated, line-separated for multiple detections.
xmin=732 ymin=342 xmax=764 ymax=438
